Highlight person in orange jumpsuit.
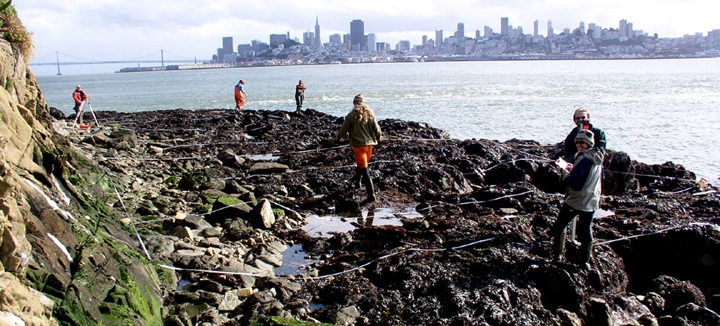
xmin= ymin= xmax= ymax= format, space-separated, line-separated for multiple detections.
xmin=234 ymin=79 xmax=247 ymax=111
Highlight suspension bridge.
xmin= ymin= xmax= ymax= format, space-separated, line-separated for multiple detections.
xmin=29 ymin=50 xmax=204 ymax=75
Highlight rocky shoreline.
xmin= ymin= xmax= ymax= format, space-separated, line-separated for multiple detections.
xmin=54 ymin=108 xmax=719 ymax=325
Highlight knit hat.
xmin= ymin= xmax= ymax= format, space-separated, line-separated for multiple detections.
xmin=575 ymin=129 xmax=595 ymax=147
xmin=353 ymin=93 xmax=364 ymax=105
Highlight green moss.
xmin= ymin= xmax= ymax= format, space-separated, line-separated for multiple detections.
xmin=195 ymin=203 xmax=212 ymax=214
xmin=154 ymin=264 xmax=175 ymax=286
xmin=4 ymin=76 xmax=12 ymax=92
xmin=272 ymin=208 xmax=285 ymax=218
xmin=164 ymin=175 xmax=179 ymax=186
xmin=217 ymin=196 xmax=242 ymax=206
xmin=121 ymin=267 xmax=162 ymax=325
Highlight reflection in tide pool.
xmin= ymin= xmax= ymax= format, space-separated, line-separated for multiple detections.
xmin=274 ymin=244 xmax=318 ymax=276
xmin=302 ymin=206 xmax=422 ymax=238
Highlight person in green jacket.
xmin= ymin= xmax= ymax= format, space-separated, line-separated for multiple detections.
xmin=336 ymin=93 xmax=382 ymax=204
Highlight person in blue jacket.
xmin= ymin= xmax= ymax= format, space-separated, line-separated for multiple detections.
xmin=551 ymin=129 xmax=604 ymax=266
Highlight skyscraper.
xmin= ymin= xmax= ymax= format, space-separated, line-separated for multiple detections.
xmin=455 ymin=23 xmax=465 ymax=39
xmin=314 ymin=16 xmax=321 ymax=48
xmin=222 ymin=37 xmax=233 ymax=55
xmin=303 ymin=32 xmax=314 ymax=46
xmin=422 ymin=35 xmax=428 ymax=47
xmin=547 ymin=20 xmax=553 ymax=37
xmin=350 ymin=19 xmax=365 ymax=51
xmin=435 ymin=30 xmax=443 ymax=46
xmin=579 ymin=21 xmax=585 ymax=35
xmin=367 ymin=33 xmax=377 ymax=52
xmin=329 ymin=34 xmax=342 ymax=47
xmin=534 ymin=20 xmax=539 ymax=37
xmin=501 ymin=17 xmax=509 ymax=36
xmin=619 ymin=19 xmax=628 ymax=38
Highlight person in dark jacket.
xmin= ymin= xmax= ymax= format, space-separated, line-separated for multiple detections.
xmin=551 ymin=129 xmax=604 ymax=266
xmin=295 ymin=80 xmax=306 ymax=113
xmin=563 ymin=107 xmax=607 ymax=163
xmin=336 ymin=93 xmax=382 ymax=204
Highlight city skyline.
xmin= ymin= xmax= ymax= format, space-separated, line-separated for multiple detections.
xmin=15 ymin=0 xmax=720 ymax=63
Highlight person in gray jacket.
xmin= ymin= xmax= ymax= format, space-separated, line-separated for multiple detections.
xmin=551 ymin=129 xmax=604 ymax=266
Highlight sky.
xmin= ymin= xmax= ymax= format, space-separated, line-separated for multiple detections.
xmin=15 ymin=0 xmax=720 ymax=67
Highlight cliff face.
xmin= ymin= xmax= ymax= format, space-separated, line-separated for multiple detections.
xmin=0 ymin=39 xmax=165 ymax=325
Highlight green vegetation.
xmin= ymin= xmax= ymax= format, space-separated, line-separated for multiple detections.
xmin=0 ymin=1 xmax=34 ymax=59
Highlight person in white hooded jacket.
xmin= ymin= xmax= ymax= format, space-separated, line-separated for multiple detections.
xmin=551 ymin=129 xmax=604 ymax=266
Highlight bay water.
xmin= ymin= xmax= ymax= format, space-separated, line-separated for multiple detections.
xmin=35 ymin=59 xmax=720 ymax=181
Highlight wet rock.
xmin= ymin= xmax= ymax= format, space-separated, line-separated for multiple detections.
xmin=218 ymin=151 xmax=246 ymax=168
xmin=249 ymin=162 xmax=289 ymax=174
xmin=675 ymin=302 xmax=720 ymax=325
xmin=218 ymin=291 xmax=242 ymax=312
xmin=651 ymin=276 xmax=706 ymax=312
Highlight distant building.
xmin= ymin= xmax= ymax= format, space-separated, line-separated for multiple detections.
xmin=367 ymin=33 xmax=377 ymax=53
xmin=314 ymin=16 xmax=321 ymax=48
xmin=579 ymin=21 xmax=585 ymax=36
xmin=329 ymin=34 xmax=342 ymax=47
xmin=534 ymin=20 xmax=539 ymax=37
xmin=435 ymin=30 xmax=443 ymax=46
xmin=237 ymin=44 xmax=252 ymax=58
xmin=216 ymin=48 xmax=223 ymax=63
xmin=484 ymin=26 xmax=493 ymax=38
xmin=628 ymin=23 xmax=634 ymax=39
xmin=351 ymin=19 xmax=365 ymax=51
xmin=422 ymin=35 xmax=427 ymax=47
xmin=376 ymin=42 xmax=389 ymax=52
xmin=343 ymin=33 xmax=351 ymax=49
xmin=547 ymin=20 xmax=553 ymax=37
xmin=269 ymin=34 xmax=287 ymax=46
xmin=455 ymin=22 xmax=465 ymax=39
xmin=619 ymin=19 xmax=628 ymax=38
xmin=222 ymin=37 xmax=233 ymax=56
xmin=501 ymin=17 xmax=509 ymax=36
xmin=397 ymin=40 xmax=411 ymax=51
xmin=303 ymin=32 xmax=314 ymax=46
xmin=475 ymin=30 xmax=481 ymax=40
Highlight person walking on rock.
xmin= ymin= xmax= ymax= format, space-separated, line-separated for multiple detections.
xmin=72 ymin=85 xmax=88 ymax=123
xmin=562 ymin=107 xmax=607 ymax=164
xmin=336 ymin=93 xmax=382 ymax=204
xmin=295 ymin=80 xmax=306 ymax=113
xmin=551 ymin=130 xmax=604 ymax=267
xmin=234 ymin=79 xmax=247 ymax=112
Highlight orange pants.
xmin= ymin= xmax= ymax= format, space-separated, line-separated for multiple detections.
xmin=352 ymin=146 xmax=373 ymax=168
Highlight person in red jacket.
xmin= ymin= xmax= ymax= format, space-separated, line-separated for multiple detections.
xmin=72 ymin=85 xmax=88 ymax=123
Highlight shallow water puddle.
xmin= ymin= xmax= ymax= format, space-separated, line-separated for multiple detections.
xmin=274 ymin=244 xmax=318 ymax=276
xmin=302 ymin=205 xmax=422 ymax=238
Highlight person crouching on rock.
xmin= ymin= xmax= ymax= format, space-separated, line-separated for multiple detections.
xmin=551 ymin=129 xmax=604 ymax=267
xmin=336 ymin=93 xmax=382 ymax=204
